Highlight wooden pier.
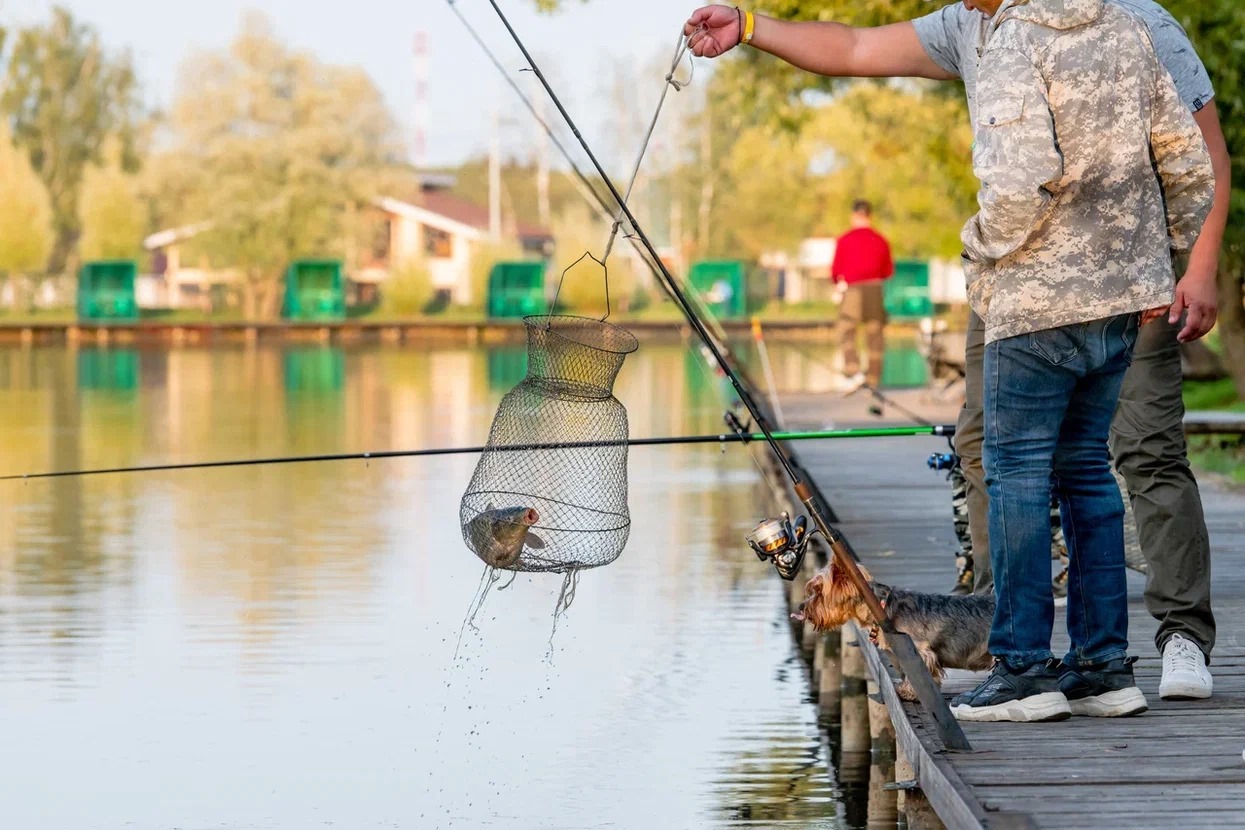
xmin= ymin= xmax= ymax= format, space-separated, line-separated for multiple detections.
xmin=767 ymin=387 xmax=1245 ymax=830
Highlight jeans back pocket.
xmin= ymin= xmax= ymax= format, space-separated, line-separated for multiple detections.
xmin=1028 ymin=323 xmax=1087 ymax=366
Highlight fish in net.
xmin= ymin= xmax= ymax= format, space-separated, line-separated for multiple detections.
xmin=458 ymin=314 xmax=639 ymax=634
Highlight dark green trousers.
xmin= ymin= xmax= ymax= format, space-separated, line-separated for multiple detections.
xmin=955 ymin=311 xmax=1215 ymax=658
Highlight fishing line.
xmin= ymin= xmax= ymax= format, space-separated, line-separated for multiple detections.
xmin=478 ymin=0 xmax=802 ymax=467
xmin=470 ymin=1 xmax=975 ymax=751
xmin=450 ymin=0 xmax=785 ymax=455
xmin=776 ymin=339 xmax=936 ymax=426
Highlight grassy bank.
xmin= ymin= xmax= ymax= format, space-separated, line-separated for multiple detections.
xmin=1184 ymin=377 xmax=1245 ymax=484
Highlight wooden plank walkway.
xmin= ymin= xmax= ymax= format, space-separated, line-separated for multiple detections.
xmin=774 ymin=387 xmax=1245 ymax=830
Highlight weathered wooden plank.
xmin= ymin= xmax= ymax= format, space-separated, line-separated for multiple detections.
xmin=774 ymin=388 xmax=1245 ymax=829
xmin=851 ymin=617 xmax=994 ymax=830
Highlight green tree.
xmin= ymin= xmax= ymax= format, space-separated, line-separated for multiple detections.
xmin=1162 ymin=1 xmax=1245 ymax=394
xmin=152 ymin=13 xmax=404 ymax=319
xmin=0 ymin=6 xmax=144 ymax=273
xmin=0 ymin=123 xmax=55 ymax=310
xmin=78 ymin=141 xmax=145 ymax=261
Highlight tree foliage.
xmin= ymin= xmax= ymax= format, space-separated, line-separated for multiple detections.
xmin=0 ymin=123 xmax=55 ymax=277
xmin=78 ymin=141 xmax=145 ymax=261
xmin=151 ymin=13 xmax=405 ymax=318
xmin=0 ymin=6 xmax=144 ymax=273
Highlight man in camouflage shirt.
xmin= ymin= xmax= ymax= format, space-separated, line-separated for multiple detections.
xmin=947 ymin=0 xmax=1214 ymax=722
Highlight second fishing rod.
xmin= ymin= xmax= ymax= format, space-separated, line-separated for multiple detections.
xmin=482 ymin=1 xmax=971 ymax=750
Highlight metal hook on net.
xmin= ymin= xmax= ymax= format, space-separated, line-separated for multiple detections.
xmin=548 ymin=250 xmax=612 ymax=322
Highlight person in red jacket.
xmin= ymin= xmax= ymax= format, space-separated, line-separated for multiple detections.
xmin=830 ymin=199 xmax=894 ymax=389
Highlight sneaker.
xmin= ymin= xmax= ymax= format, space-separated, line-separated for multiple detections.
xmin=830 ymin=372 xmax=866 ymax=392
xmin=1059 ymin=656 xmax=1149 ymax=717
xmin=951 ymin=659 xmax=1072 ymax=723
xmin=1052 ymin=565 xmax=1068 ymax=608
xmin=1159 ymin=633 xmax=1213 ymax=700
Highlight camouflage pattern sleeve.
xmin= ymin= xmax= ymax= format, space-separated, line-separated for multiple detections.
xmin=960 ymin=47 xmax=1064 ymax=269
xmin=1149 ymin=65 xmax=1215 ymax=254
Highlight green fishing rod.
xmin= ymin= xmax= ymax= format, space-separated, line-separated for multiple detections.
xmin=481 ymin=0 xmax=971 ymax=750
xmin=0 ymin=424 xmax=953 ymax=482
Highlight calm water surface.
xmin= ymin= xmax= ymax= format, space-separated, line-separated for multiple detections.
xmin=0 ymin=342 xmax=872 ymax=830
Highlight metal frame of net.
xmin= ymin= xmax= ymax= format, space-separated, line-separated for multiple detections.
xmin=460 ymin=315 xmax=639 ymax=574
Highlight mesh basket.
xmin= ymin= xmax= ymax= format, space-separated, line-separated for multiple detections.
xmin=460 ymin=315 xmax=639 ymax=573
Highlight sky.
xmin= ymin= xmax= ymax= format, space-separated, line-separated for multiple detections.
xmin=5 ymin=0 xmax=705 ymax=171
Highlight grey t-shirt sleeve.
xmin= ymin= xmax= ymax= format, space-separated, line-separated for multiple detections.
xmin=912 ymin=3 xmax=970 ymax=79
xmin=1113 ymin=0 xmax=1214 ymax=111
xmin=1145 ymin=13 xmax=1214 ymax=111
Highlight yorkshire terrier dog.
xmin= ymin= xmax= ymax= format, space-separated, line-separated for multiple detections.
xmin=791 ymin=559 xmax=994 ymax=701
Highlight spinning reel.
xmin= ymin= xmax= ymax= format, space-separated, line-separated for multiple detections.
xmin=746 ymin=512 xmax=821 ymax=581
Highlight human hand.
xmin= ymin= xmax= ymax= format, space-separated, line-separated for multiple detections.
xmin=1169 ymin=265 xmax=1219 ymax=342
xmin=684 ymin=5 xmax=741 ymax=58
xmin=1139 ymin=306 xmax=1169 ymax=326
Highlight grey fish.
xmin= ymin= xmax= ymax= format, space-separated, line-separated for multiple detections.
xmin=464 ymin=504 xmax=546 ymax=568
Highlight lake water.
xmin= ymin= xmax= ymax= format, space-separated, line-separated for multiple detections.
xmin=0 ymin=340 xmax=907 ymax=830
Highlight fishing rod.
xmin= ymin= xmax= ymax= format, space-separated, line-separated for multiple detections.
xmin=448 ymin=0 xmax=739 ymax=351
xmin=453 ymin=0 xmax=793 ymax=483
xmin=0 ymin=425 xmax=954 ymax=482
xmin=482 ymin=0 xmax=970 ymax=750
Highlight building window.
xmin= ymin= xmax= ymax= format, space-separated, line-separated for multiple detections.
xmin=424 ymin=226 xmax=452 ymax=258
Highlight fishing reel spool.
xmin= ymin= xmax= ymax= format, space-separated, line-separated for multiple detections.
xmin=746 ymin=512 xmax=819 ymax=581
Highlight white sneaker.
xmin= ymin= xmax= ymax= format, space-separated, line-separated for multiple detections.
xmin=1159 ymin=633 xmax=1213 ymax=700
xmin=830 ymin=372 xmax=866 ymax=392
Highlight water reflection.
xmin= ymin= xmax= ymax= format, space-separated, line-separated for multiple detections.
xmin=0 ymin=342 xmax=874 ymax=829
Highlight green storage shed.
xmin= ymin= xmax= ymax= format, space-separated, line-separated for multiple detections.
xmin=487 ymin=261 xmax=546 ymax=319
xmin=688 ymin=260 xmax=748 ymax=320
xmin=284 ymin=260 xmax=346 ymax=321
xmin=78 ymin=261 xmax=138 ymax=322
xmin=884 ymin=259 xmax=934 ymax=320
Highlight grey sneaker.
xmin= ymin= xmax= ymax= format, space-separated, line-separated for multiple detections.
xmin=951 ymin=659 xmax=1072 ymax=723
xmin=1059 ymin=656 xmax=1149 ymax=717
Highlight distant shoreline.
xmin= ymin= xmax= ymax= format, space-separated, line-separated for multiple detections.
xmin=0 ymin=318 xmax=931 ymax=347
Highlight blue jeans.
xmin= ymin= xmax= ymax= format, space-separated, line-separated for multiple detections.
xmin=984 ymin=314 xmax=1139 ymax=669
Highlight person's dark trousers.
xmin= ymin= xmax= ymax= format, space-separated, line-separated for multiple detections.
xmin=984 ymin=315 xmax=1137 ymax=669
xmin=1111 ymin=314 xmax=1216 ymax=659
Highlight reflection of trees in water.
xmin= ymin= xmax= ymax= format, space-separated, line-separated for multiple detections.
xmin=709 ymin=729 xmax=841 ymax=825
xmin=0 ymin=347 xmax=141 ymax=682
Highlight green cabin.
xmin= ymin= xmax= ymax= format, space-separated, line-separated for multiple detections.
xmin=284 ymin=260 xmax=346 ymax=321
xmin=77 ymin=261 xmax=138 ymax=322
xmin=487 ymin=261 xmax=546 ymax=319
xmin=688 ymin=260 xmax=748 ymax=319
xmin=884 ymin=259 xmax=935 ymax=320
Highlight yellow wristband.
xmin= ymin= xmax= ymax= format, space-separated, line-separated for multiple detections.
xmin=743 ymin=10 xmax=756 ymax=45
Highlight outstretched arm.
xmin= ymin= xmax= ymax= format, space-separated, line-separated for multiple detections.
xmin=1168 ymin=103 xmax=1231 ymax=341
xmin=684 ymin=5 xmax=953 ymax=80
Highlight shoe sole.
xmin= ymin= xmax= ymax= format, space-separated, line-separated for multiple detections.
xmin=952 ymin=692 xmax=1072 ymax=723
xmin=1068 ymin=687 xmax=1149 ymax=717
xmin=1159 ymin=681 xmax=1212 ymax=701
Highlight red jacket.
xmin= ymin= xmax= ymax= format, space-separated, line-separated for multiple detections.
xmin=831 ymin=227 xmax=894 ymax=286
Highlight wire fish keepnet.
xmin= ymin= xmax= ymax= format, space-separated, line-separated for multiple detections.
xmin=460 ymin=314 xmax=640 ymax=574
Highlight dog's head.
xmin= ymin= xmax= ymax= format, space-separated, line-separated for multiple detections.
xmin=790 ymin=559 xmax=874 ymax=632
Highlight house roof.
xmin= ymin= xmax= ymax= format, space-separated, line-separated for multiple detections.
xmin=381 ymin=190 xmax=553 ymax=241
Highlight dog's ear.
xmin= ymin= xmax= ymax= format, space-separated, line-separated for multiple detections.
xmin=828 ymin=558 xmax=872 ymax=588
